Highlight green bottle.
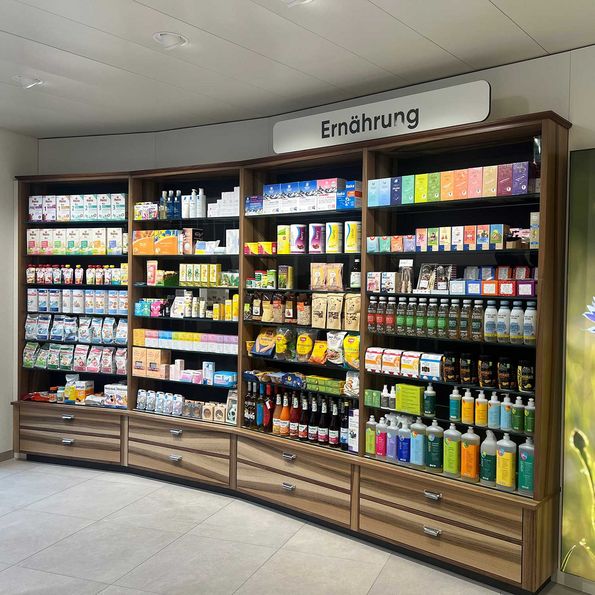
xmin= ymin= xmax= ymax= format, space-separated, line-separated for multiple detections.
xmin=365 ymin=416 xmax=377 ymax=455
xmin=518 ymin=437 xmax=534 ymax=496
xmin=423 ymin=383 xmax=436 ymax=417
xmin=443 ymin=423 xmax=461 ymax=477
xmin=524 ymin=398 xmax=535 ymax=434
xmin=480 ymin=430 xmax=497 ymax=486
xmin=512 ymin=396 xmax=524 ymax=432
xmin=426 ymin=420 xmax=444 ymax=471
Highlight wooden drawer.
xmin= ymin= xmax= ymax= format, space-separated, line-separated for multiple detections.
xmin=360 ymin=466 xmax=523 ymax=541
xmin=129 ymin=417 xmax=230 ymax=456
xmin=20 ymin=428 xmax=121 ymax=463
xmin=360 ymin=498 xmax=522 ymax=583
xmin=20 ymin=406 xmax=121 ymax=437
xmin=128 ymin=441 xmax=229 ymax=487
xmin=236 ymin=461 xmax=350 ymax=526
xmin=237 ymin=435 xmax=351 ymax=491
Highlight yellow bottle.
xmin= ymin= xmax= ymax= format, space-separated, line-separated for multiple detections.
xmin=475 ymin=390 xmax=488 ymax=427
xmin=496 ymin=433 xmax=517 ymax=492
xmin=224 ymin=299 xmax=232 ymax=321
xmin=461 ymin=389 xmax=474 ymax=425
xmin=212 ymin=302 xmax=220 ymax=321
xmin=232 ymin=294 xmax=240 ymax=321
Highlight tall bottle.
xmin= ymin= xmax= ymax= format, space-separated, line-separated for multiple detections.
xmin=381 ymin=384 xmax=390 ymax=408
xmin=415 ymin=298 xmax=427 ymax=337
xmin=375 ymin=416 xmax=388 ymax=457
xmin=376 ymin=297 xmax=387 ymax=334
xmin=461 ymin=427 xmax=480 ymax=483
xmin=396 ymin=297 xmax=407 ymax=335
xmin=449 ymin=387 xmax=462 ymax=422
xmin=523 ymin=301 xmax=537 ymax=346
xmin=405 ymin=298 xmax=417 ymax=336
xmin=460 ymin=299 xmax=473 ymax=341
xmin=298 ymin=395 xmax=309 ymax=441
xmin=388 ymin=386 xmax=396 ymax=410
xmin=497 ymin=301 xmax=511 ymax=343
xmin=166 ymin=190 xmax=174 ymax=219
xmin=365 ymin=415 xmax=377 ymax=455
xmin=197 ymin=188 xmax=207 ymax=218
xmin=255 ymin=383 xmax=265 ymax=431
xmin=443 ymin=423 xmax=462 ymax=477
xmin=518 ymin=437 xmax=535 ymax=497
xmin=340 ymin=401 xmax=349 ymax=451
xmin=272 ymin=390 xmax=283 ymax=435
xmin=511 ymin=396 xmax=525 ymax=432
xmin=350 ymin=258 xmax=361 ymax=290
xmin=496 ymin=433 xmax=517 ymax=492
xmin=500 ymin=395 xmax=513 ymax=431
xmin=317 ymin=398 xmax=329 ymax=444
xmin=279 ymin=392 xmax=291 ymax=437
xmin=367 ymin=297 xmax=377 ymax=333
xmin=448 ymin=299 xmax=461 ymax=339
xmin=509 ymin=301 xmax=524 ymax=344
xmin=488 ymin=393 xmax=501 ymax=429
xmin=263 ymin=384 xmax=274 ymax=432
xmin=289 ymin=393 xmax=301 ymax=439
xmin=471 ymin=300 xmax=484 ymax=341
xmin=410 ymin=417 xmax=427 ymax=468
xmin=385 ymin=297 xmax=396 ymax=335
xmin=308 ymin=397 xmax=319 ymax=442
xmin=437 ymin=299 xmax=449 ymax=338
xmin=397 ymin=421 xmax=411 ymax=463
xmin=328 ymin=400 xmax=340 ymax=447
xmin=426 ymin=298 xmax=438 ymax=337
xmin=158 ymin=191 xmax=167 ymax=220
xmin=461 ymin=388 xmax=474 ymax=425
xmin=189 ymin=189 xmax=198 ymax=219
xmin=480 ymin=430 xmax=497 ymax=486
xmin=475 ymin=390 xmax=488 ymax=427
xmin=524 ymin=398 xmax=535 ymax=435
xmin=484 ymin=300 xmax=498 ymax=342
xmin=423 ymin=383 xmax=436 ymax=417
xmin=426 ymin=420 xmax=444 ymax=472
xmin=244 ymin=382 xmax=255 ymax=429
xmin=173 ymin=190 xmax=182 ymax=220
xmin=386 ymin=418 xmax=398 ymax=461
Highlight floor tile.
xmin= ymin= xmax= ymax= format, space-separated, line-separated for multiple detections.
xmin=0 ymin=509 xmax=93 ymax=564
xmin=26 ymin=478 xmax=160 ymax=520
xmin=368 ymin=554 xmax=498 ymax=595
xmin=21 ymin=518 xmax=179 ymax=584
xmin=0 ymin=566 xmax=106 ymax=595
xmin=117 ymin=534 xmax=275 ymax=594
xmin=282 ymin=523 xmax=389 ymax=567
xmin=237 ymin=549 xmax=383 ymax=595
xmin=106 ymin=484 xmax=231 ymax=533
xmin=99 ymin=587 xmax=154 ymax=595
xmin=539 ymin=584 xmax=583 ymax=595
xmin=29 ymin=463 xmax=102 ymax=480
xmin=95 ymin=471 xmax=165 ymax=488
xmin=190 ymin=499 xmax=303 ymax=548
xmin=0 ymin=459 xmax=43 ymax=478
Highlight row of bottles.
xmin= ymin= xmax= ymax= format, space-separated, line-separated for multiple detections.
xmin=368 ymin=297 xmax=536 ymax=345
xmin=157 ymin=189 xmax=207 ymax=220
xmin=365 ymin=416 xmax=534 ymax=495
xmin=243 ymin=382 xmax=351 ymax=450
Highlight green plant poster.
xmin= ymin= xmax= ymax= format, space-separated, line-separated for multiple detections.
xmin=561 ymin=149 xmax=595 ymax=579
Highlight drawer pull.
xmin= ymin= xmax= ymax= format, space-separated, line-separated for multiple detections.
xmin=170 ymin=429 xmax=183 ymax=437
xmin=423 ymin=526 xmax=442 ymax=538
xmin=61 ymin=438 xmax=75 ymax=446
xmin=61 ymin=415 xmax=75 ymax=421
xmin=423 ymin=489 xmax=443 ymax=501
xmin=281 ymin=482 xmax=296 ymax=492
xmin=282 ymin=452 xmax=297 ymax=462
xmin=168 ymin=454 xmax=183 ymax=463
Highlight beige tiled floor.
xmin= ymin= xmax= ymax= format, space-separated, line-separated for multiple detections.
xmin=0 ymin=458 xmax=584 ymax=595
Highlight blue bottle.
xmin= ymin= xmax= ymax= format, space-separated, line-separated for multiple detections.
xmin=397 ymin=421 xmax=411 ymax=463
xmin=410 ymin=417 xmax=427 ymax=467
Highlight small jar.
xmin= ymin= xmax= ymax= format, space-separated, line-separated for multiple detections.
xmin=518 ymin=361 xmax=535 ymax=393
xmin=478 ymin=355 xmax=496 ymax=388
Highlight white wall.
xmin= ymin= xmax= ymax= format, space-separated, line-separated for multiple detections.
xmin=0 ymin=129 xmax=37 ymax=456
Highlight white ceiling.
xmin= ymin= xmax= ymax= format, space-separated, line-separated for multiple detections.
xmin=0 ymin=0 xmax=591 ymax=138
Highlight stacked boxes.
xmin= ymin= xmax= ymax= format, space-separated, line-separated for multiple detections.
xmin=28 ymin=194 xmax=126 ymax=222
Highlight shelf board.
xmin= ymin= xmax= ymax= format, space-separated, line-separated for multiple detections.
xmin=244 ymin=288 xmax=358 ymax=294
xmin=26 ymin=220 xmax=128 ymax=227
xmin=26 ymin=284 xmax=127 ymax=290
xmin=133 ymin=216 xmax=239 ymax=224
xmin=133 ymin=344 xmax=237 ymax=357
xmin=245 ymin=252 xmax=357 ymax=259
xmin=367 ymin=291 xmax=537 ymax=302
xmin=245 ymin=208 xmax=361 ymax=221
xmin=242 ymin=378 xmax=358 ymax=401
xmin=135 ymin=377 xmax=236 ymax=390
xmin=369 ymin=332 xmax=536 ymax=349
xmin=134 ymin=409 xmax=235 ymax=422
xmin=133 ymin=254 xmax=239 ymax=260
xmin=134 ymin=314 xmax=237 ymax=324
xmin=369 ymin=249 xmax=537 ymax=257
xmin=21 ymin=366 xmax=126 ymax=378
xmin=26 ymin=254 xmax=127 ymax=259
xmin=247 ymin=354 xmax=356 ymax=374
xmin=134 ymin=283 xmax=239 ymax=291
xmin=28 ymin=312 xmax=127 ymax=318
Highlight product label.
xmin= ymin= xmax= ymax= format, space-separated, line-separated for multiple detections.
xmin=519 ymin=451 xmax=534 ymax=492
xmin=461 ymin=442 xmax=479 ymax=479
xmin=318 ymin=427 xmax=329 ymax=443
xmin=397 ymin=436 xmax=410 ymax=462
xmin=423 ymin=393 xmax=436 ymax=416
xmin=308 ymin=426 xmax=318 ymax=441
xmin=444 ymin=438 xmax=460 ymax=474
xmin=410 ymin=433 xmax=425 ymax=466
xmin=426 ymin=317 xmax=436 ymax=331
xmin=376 ymin=431 xmax=387 ymax=456
xmin=496 ymin=449 xmax=516 ymax=488
xmin=426 ymin=435 xmax=443 ymax=468
xmin=365 ymin=428 xmax=376 ymax=454
xmin=298 ymin=423 xmax=308 ymax=439
xmin=462 ymin=401 xmax=474 ymax=424
xmin=406 ymin=314 xmax=414 ymax=328
xmin=329 ymin=429 xmax=339 ymax=445
xmin=480 ymin=452 xmax=496 ymax=482
xmin=340 ymin=427 xmax=349 ymax=445
xmin=485 ymin=317 xmax=497 ymax=339
xmin=256 ymin=403 xmax=264 ymax=427
xmin=475 ymin=403 xmax=488 ymax=426
xmin=510 ymin=319 xmax=522 ymax=340
xmin=524 ymin=409 xmax=535 ymax=433
xmin=437 ymin=316 xmax=447 ymax=331
xmin=449 ymin=399 xmax=461 ymax=420
xmin=512 ymin=407 xmax=524 ymax=431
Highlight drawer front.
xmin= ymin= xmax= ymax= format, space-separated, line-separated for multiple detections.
xmin=20 ymin=428 xmax=121 ymax=463
xmin=360 ymin=466 xmax=522 ymax=541
xmin=360 ymin=498 xmax=522 ymax=583
xmin=20 ymin=407 xmax=121 ymax=437
xmin=129 ymin=417 xmax=230 ymax=456
xmin=236 ymin=461 xmax=350 ymax=526
xmin=237 ymin=435 xmax=351 ymax=491
xmin=128 ymin=441 xmax=229 ymax=487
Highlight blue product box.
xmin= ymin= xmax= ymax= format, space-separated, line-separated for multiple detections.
xmin=390 ymin=177 xmax=402 ymax=205
xmin=244 ymin=195 xmax=263 ymax=216
xmin=161 ymin=330 xmax=173 ymax=350
xmin=480 ymin=266 xmax=496 ymax=280
xmin=367 ymin=179 xmax=379 ymax=207
xmin=337 ymin=190 xmax=359 ymax=210
xmin=378 ymin=178 xmax=392 ymax=206
xmin=300 ymin=180 xmax=318 ymax=197
xmin=366 ymin=236 xmax=379 ymax=253
xmin=264 ymin=184 xmax=280 ymax=197
xmin=214 ymin=371 xmax=238 ymax=387
xmin=465 ymin=280 xmax=482 ymax=296
xmin=449 ymin=280 xmax=466 ymax=295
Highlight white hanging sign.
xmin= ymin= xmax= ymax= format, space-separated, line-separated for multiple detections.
xmin=273 ymin=80 xmax=491 ymax=154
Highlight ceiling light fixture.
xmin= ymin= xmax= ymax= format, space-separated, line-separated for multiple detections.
xmin=284 ymin=0 xmax=314 ymax=6
xmin=152 ymin=31 xmax=188 ymax=50
xmin=12 ymin=75 xmax=43 ymax=89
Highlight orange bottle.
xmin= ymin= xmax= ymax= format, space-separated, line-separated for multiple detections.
xmin=272 ymin=389 xmax=283 ymax=435
xmin=461 ymin=427 xmax=480 ymax=482
xmin=279 ymin=392 xmax=291 ymax=437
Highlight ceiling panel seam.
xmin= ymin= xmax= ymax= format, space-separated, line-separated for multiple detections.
xmin=488 ymin=0 xmax=548 ymax=53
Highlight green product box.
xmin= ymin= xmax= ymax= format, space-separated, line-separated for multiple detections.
xmin=365 ymin=389 xmax=381 ymax=408
xmin=428 ymin=173 xmax=441 ymax=201
xmin=396 ymin=384 xmax=423 ymax=415
xmin=427 ymin=227 xmax=439 ymax=252
xmin=401 ymin=175 xmax=415 ymax=204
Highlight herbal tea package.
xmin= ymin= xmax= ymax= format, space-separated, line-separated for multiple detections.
xmin=343 ymin=293 xmax=361 ymax=331
xmin=326 ymin=293 xmax=344 ymax=330
xmin=311 ymin=293 xmax=328 ymax=329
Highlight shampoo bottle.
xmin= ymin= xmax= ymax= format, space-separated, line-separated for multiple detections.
xmin=461 ymin=427 xmax=480 ymax=483
xmin=488 ymin=393 xmax=501 ymax=429
xmin=197 ymin=188 xmax=207 ymax=218
xmin=375 ymin=416 xmax=388 ymax=457
xmin=381 ymin=384 xmax=390 ymax=408
xmin=461 ymin=389 xmax=474 ymax=425
xmin=443 ymin=423 xmax=462 ymax=477
xmin=426 ymin=420 xmax=444 ymax=472
xmin=524 ymin=398 xmax=535 ymax=435
xmin=480 ymin=430 xmax=497 ymax=486
xmin=190 ymin=189 xmax=198 ymax=219
xmin=523 ymin=301 xmax=537 ymax=346
xmin=500 ymin=395 xmax=513 ymax=431
xmin=449 ymin=387 xmax=462 ymax=422
xmin=386 ymin=418 xmax=398 ymax=461
xmin=518 ymin=437 xmax=535 ymax=497
xmin=410 ymin=417 xmax=427 ymax=467
xmin=475 ymin=390 xmax=488 ymax=427
xmin=423 ymin=383 xmax=436 ymax=417
xmin=365 ymin=415 xmax=377 ymax=455
xmin=512 ymin=396 xmax=525 ymax=432
xmin=509 ymin=301 xmax=524 ymax=344
xmin=496 ymin=432 xmax=517 ymax=492
xmin=397 ymin=421 xmax=411 ymax=463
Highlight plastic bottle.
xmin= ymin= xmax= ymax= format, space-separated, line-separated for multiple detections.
xmin=386 ymin=418 xmax=398 ymax=461
xmin=426 ymin=298 xmax=438 ymax=337
xmin=365 ymin=415 xmax=377 ymax=455
xmin=480 ymin=430 xmax=497 ymax=486
xmin=523 ymin=301 xmax=537 ymax=346
xmin=197 ymin=188 xmax=207 ymax=218
xmin=437 ymin=299 xmax=449 ymax=338
xmin=497 ymin=300 xmax=511 ymax=343
xmin=496 ymin=433 xmax=517 ymax=492
xmin=388 ymin=386 xmax=396 ymax=410
xmin=385 ymin=297 xmax=396 ymax=335
xmin=449 ymin=387 xmax=462 ymax=421
xmin=426 ymin=420 xmax=444 ymax=472
xmin=512 ymin=396 xmax=525 ymax=432
xmin=415 ymin=298 xmax=427 ymax=337
xmin=443 ymin=423 xmax=462 ymax=477
xmin=509 ymin=301 xmax=524 ymax=344
xmin=488 ymin=393 xmax=501 ymax=429
xmin=189 ymin=189 xmax=198 ymax=218
xmin=396 ymin=297 xmax=407 ymax=334
xmin=397 ymin=421 xmax=411 ymax=463
xmin=380 ymin=384 xmax=390 ymax=408
xmin=367 ymin=297 xmax=377 ymax=333
xmin=423 ymin=383 xmax=436 ymax=417
xmin=471 ymin=300 xmax=485 ymax=341
xmin=484 ymin=300 xmax=498 ymax=342
xmin=166 ymin=189 xmax=174 ymax=219
xmin=461 ymin=388 xmax=475 ymax=425
xmin=447 ymin=299 xmax=461 ymax=339
xmin=406 ymin=298 xmax=417 ymax=336
xmin=410 ymin=417 xmax=427 ymax=467
xmin=461 ymin=427 xmax=480 ymax=483
xmin=376 ymin=297 xmax=387 ymax=334
xmin=375 ymin=416 xmax=388 ymax=457
xmin=459 ymin=299 xmax=473 ymax=341
xmin=524 ymin=398 xmax=535 ymax=435
xmin=173 ymin=190 xmax=182 ymax=220
xmin=518 ymin=437 xmax=535 ymax=497
xmin=475 ymin=390 xmax=488 ymax=427
xmin=500 ymin=395 xmax=513 ymax=431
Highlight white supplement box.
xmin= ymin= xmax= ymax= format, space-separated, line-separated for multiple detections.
xmin=91 ymin=228 xmax=106 ymax=255
xmin=107 ymin=228 xmax=122 ymax=255
xmin=108 ymin=290 xmax=119 ymax=315
xmin=420 ymin=353 xmax=442 ymax=381
xmin=79 ymin=228 xmax=92 ymax=255
xmin=117 ymin=291 xmax=128 ymax=315
xmin=56 ymin=195 xmax=71 ymax=221
xmin=26 ymin=229 xmax=40 ymax=255
xmin=84 ymin=290 xmax=95 ymax=314
xmin=62 ymin=289 xmax=73 ymax=313
xmin=72 ymin=289 xmax=84 ymax=313
xmin=28 ymin=196 xmax=43 ymax=221
xmin=70 ymin=195 xmax=85 ymax=221
xmin=39 ymin=229 xmax=53 ymax=255
xmin=98 ymin=194 xmax=112 ymax=220
xmin=111 ymin=193 xmax=126 ymax=220
xmin=94 ymin=290 xmax=107 ymax=315
xmin=84 ymin=194 xmax=98 ymax=221
xmin=66 ymin=228 xmax=80 ymax=255
xmin=42 ymin=195 xmax=57 ymax=221
xmin=52 ymin=228 xmax=67 ymax=255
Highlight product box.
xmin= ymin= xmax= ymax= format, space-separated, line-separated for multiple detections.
xmin=403 ymin=234 xmax=416 ymax=252
xmin=26 ymin=228 xmax=40 ymax=254
xmin=91 ymin=228 xmax=107 ymax=255
xmin=401 ymin=175 xmax=415 ymax=204
xmin=146 ymin=348 xmax=171 ymax=379
xmin=83 ymin=194 xmax=98 ymax=221
xmin=75 ymin=381 xmax=94 ymax=402
xmin=482 ymin=165 xmax=498 ymax=197
xmin=427 ymin=227 xmax=439 ymax=252
xmin=56 ymin=195 xmax=71 ymax=222
xmin=390 ymin=177 xmax=402 ymax=205
xmin=481 ymin=280 xmax=499 ymax=296
xmin=463 ymin=225 xmax=477 ymax=251
xmin=65 ymin=228 xmax=79 ymax=255
xmin=453 ymin=169 xmax=469 ymax=200
xmin=258 ymin=241 xmax=277 ymax=255
xmin=245 ymin=195 xmax=264 ymax=216
xmin=498 ymin=280 xmax=517 ymax=296
xmin=381 ymin=272 xmax=397 ymax=293
xmin=451 ymin=226 xmax=464 ymax=251
xmin=420 ymin=352 xmax=443 ymax=382
xmin=97 ymin=194 xmax=112 ymax=220
xmin=440 ymin=170 xmax=455 ymax=200
xmin=28 ymin=196 xmax=43 ymax=221
xmin=439 ymin=227 xmax=451 ymax=251
xmin=480 ymin=266 xmax=496 ymax=280
xmin=132 ymin=230 xmax=154 ymax=255
xmin=415 ymin=228 xmax=427 ymax=252
xmin=427 ymin=172 xmax=441 ymax=202
xmin=337 ymin=180 xmax=362 ymax=210
xmin=52 ymin=228 xmax=67 ymax=255
xmin=42 ymin=195 xmax=57 ymax=221
xmin=348 ymin=408 xmax=359 ymax=453
xmin=202 ymin=361 xmax=215 ymax=385
xmin=263 ymin=183 xmax=280 ymax=197
xmin=278 ymin=265 xmax=294 ymax=290
xmin=365 ymin=347 xmax=384 ymax=373
xmin=396 ymin=384 xmax=423 ymax=415
xmin=367 ymin=179 xmax=379 ymax=207
xmin=378 ymin=236 xmax=391 ymax=253
xmin=414 ymin=173 xmax=428 ymax=203
xmin=489 ymin=224 xmax=509 ymax=250
xmin=283 ymin=182 xmax=301 ymax=213
xmin=111 ymin=193 xmax=127 ymax=220
xmin=390 ymin=235 xmax=403 ymax=252
xmin=377 ymin=178 xmax=392 ymax=207
xmin=476 ymin=224 xmax=490 ymax=251
xmin=517 ymin=279 xmax=537 ymax=297
xmin=200 ymin=264 xmax=209 ymax=286
xmin=209 ymin=263 xmax=221 ymax=286
xmin=465 ymin=279 xmax=482 ymax=295
xmin=132 ymin=347 xmax=146 ymax=376
xmin=382 ymin=349 xmax=403 ymax=376
xmin=366 ymin=272 xmax=381 ymax=292
xmin=497 ymin=164 xmax=513 ymax=195
xmin=530 ymin=212 xmax=539 ymax=249
xmin=467 ymin=167 xmax=483 ymax=198
xmin=512 ymin=162 xmax=529 ymax=195
xmin=366 ymin=236 xmax=379 ymax=253
xmin=400 ymin=351 xmax=422 ymax=378
xmin=449 ymin=279 xmax=466 ymax=295
xmin=154 ymin=230 xmax=179 ymax=255
xmin=39 ymin=228 xmax=53 ymax=255
xmin=364 ymin=389 xmax=381 ymax=408
xmin=70 ymin=195 xmax=85 ymax=221
xmin=106 ymin=228 xmax=123 ymax=256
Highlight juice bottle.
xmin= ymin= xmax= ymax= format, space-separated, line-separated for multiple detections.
xmin=298 ymin=396 xmax=309 ymax=441
xmin=279 ymin=393 xmax=291 ymax=437
xmin=375 ymin=416 xmax=387 ymax=457
xmin=308 ymin=397 xmax=319 ymax=442
xmin=447 ymin=299 xmax=461 ymax=339
xmin=497 ymin=300 xmax=511 ymax=343
xmin=423 ymin=383 xmax=436 ymax=417
xmin=524 ymin=398 xmax=535 ymax=434
xmin=480 ymin=430 xmax=497 ymax=486
xmin=426 ymin=298 xmax=438 ymax=337
xmin=255 ymin=383 xmax=265 ymax=431
xmin=397 ymin=421 xmax=411 ymax=463
xmin=365 ymin=415 xmax=377 ymax=455
xmin=449 ymin=387 xmax=462 ymax=421
xmin=367 ymin=297 xmax=377 ymax=333
xmin=500 ymin=395 xmax=513 ymax=431
xmin=396 ymin=297 xmax=407 ymax=334
xmin=459 ymin=299 xmax=473 ymax=341
xmin=484 ymin=300 xmax=498 ymax=341
xmin=461 ymin=427 xmax=480 ymax=483
xmin=461 ymin=389 xmax=474 ymax=425
xmin=523 ymin=301 xmax=537 ymax=346
xmin=415 ymin=298 xmax=427 ymax=337
xmin=263 ymin=384 xmax=274 ymax=432
xmin=385 ymin=297 xmax=396 ymax=335
xmin=317 ymin=398 xmax=329 ymax=444
xmin=328 ymin=400 xmax=340 ymax=447
xmin=475 ymin=390 xmax=488 ymax=427
xmin=496 ymin=433 xmax=517 ymax=492
xmin=471 ymin=300 xmax=484 ymax=341
xmin=443 ymin=423 xmax=462 ymax=477
xmin=410 ymin=417 xmax=427 ymax=467
xmin=289 ymin=393 xmax=301 ymax=439
xmin=437 ymin=299 xmax=449 ymax=338
xmin=512 ymin=396 xmax=525 ymax=432
xmin=272 ymin=390 xmax=283 ymax=435
xmin=376 ymin=297 xmax=387 ymax=334
xmin=518 ymin=437 xmax=535 ymax=497
xmin=510 ymin=301 xmax=524 ymax=344
xmin=426 ymin=420 xmax=444 ymax=472
xmin=406 ymin=298 xmax=417 ymax=336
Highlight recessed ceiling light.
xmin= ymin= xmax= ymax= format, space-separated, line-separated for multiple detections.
xmin=152 ymin=32 xmax=188 ymax=50
xmin=284 ymin=0 xmax=314 ymax=6
xmin=12 ymin=75 xmax=43 ymax=89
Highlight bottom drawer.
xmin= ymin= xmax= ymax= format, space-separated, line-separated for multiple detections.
xmin=236 ymin=461 xmax=350 ymax=526
xmin=20 ymin=428 xmax=121 ymax=464
xmin=360 ymin=498 xmax=522 ymax=583
xmin=128 ymin=441 xmax=229 ymax=487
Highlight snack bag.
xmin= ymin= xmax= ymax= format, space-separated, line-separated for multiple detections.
xmin=311 ymin=293 xmax=328 ymax=329
xmin=63 ymin=316 xmax=78 ymax=342
xmin=22 ymin=342 xmax=39 ymax=368
xmin=77 ymin=317 xmax=92 ymax=343
xmin=115 ymin=348 xmax=127 ymax=375
xmin=251 ymin=328 xmax=276 ymax=357
xmin=344 ymin=371 xmax=360 ymax=397
xmin=50 ymin=315 xmax=65 ymax=342
xmin=309 ymin=340 xmax=328 ymax=365
xmin=73 ymin=344 xmax=90 ymax=372
xmin=25 ymin=314 xmax=38 ymax=341
xmin=296 ymin=328 xmax=317 ymax=362
xmin=100 ymin=346 xmax=115 ymax=374
xmin=86 ymin=346 xmax=102 ymax=372
xmin=343 ymin=294 xmax=361 ymax=331
xmin=327 ymin=331 xmax=347 ymax=366
xmin=115 ymin=319 xmax=128 ymax=345
xmin=59 ymin=344 xmax=74 ymax=370
xmin=102 ymin=317 xmax=116 ymax=344
xmin=47 ymin=343 xmax=61 ymax=370
xmin=326 ymin=294 xmax=344 ymax=330
xmin=34 ymin=344 xmax=49 ymax=368
xmin=36 ymin=314 xmax=51 ymax=341
xmin=310 ymin=263 xmax=327 ymax=290
xmin=344 ymin=334 xmax=360 ymax=370
xmin=326 ymin=263 xmax=344 ymax=291
xmin=274 ymin=326 xmax=296 ymax=361
xmin=90 ymin=317 xmax=103 ymax=342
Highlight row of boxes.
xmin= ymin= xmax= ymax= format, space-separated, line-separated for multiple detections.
xmin=133 ymin=328 xmax=238 ymax=354
xmin=27 ymin=288 xmax=128 ymax=315
xmin=365 ymin=348 xmax=442 ymax=381
xmin=368 ymin=162 xmax=535 ymax=207
xmin=449 ymin=278 xmax=537 ymax=298
xmin=364 ymin=385 xmax=424 ymax=417
xmin=29 ymin=194 xmax=127 ymax=222
xmin=26 ymin=228 xmax=127 ymax=256
xmin=132 ymin=229 xmax=239 ymax=256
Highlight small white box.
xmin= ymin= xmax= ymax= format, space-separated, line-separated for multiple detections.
xmin=70 ymin=195 xmax=85 ymax=221
xmin=56 ymin=195 xmax=71 ymax=221
xmin=28 ymin=196 xmax=43 ymax=221
xmin=39 ymin=229 xmax=53 ymax=255
xmin=84 ymin=194 xmax=98 ymax=221
xmin=98 ymin=194 xmax=112 ymax=220
xmin=52 ymin=228 xmax=67 ymax=255
xmin=91 ymin=228 xmax=106 ymax=255
xmin=110 ymin=193 xmax=126 ymax=220
xmin=42 ymin=195 xmax=57 ymax=221
xmin=107 ymin=228 xmax=122 ymax=255
xmin=79 ymin=228 xmax=92 ymax=255
xmin=26 ymin=229 xmax=40 ymax=254
xmin=66 ymin=228 xmax=80 ymax=255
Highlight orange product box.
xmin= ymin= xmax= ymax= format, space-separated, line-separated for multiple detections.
xmin=467 ymin=167 xmax=483 ymax=198
xmin=132 ymin=230 xmax=155 ymax=255
xmin=132 ymin=347 xmax=147 ymax=377
xmin=463 ymin=225 xmax=476 ymax=251
xmin=481 ymin=280 xmax=499 ymax=296
xmin=154 ymin=230 xmax=180 ymax=255
xmin=146 ymin=348 xmax=171 ymax=379
xmin=482 ymin=165 xmax=498 ymax=197
xmin=133 ymin=328 xmax=146 ymax=346
xmin=498 ymin=280 xmax=517 ymax=297
xmin=390 ymin=235 xmax=404 ymax=252
xmin=440 ymin=170 xmax=455 ymax=200
xmin=453 ymin=169 xmax=469 ymax=200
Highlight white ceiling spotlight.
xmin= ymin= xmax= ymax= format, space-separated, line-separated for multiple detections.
xmin=284 ymin=0 xmax=314 ymax=7
xmin=152 ymin=31 xmax=188 ymax=50
xmin=12 ymin=75 xmax=43 ymax=89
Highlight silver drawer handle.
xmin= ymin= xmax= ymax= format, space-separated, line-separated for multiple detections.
xmin=282 ymin=452 xmax=296 ymax=462
xmin=423 ymin=526 xmax=442 ymax=538
xmin=170 ymin=429 xmax=183 ymax=437
xmin=61 ymin=415 xmax=75 ymax=421
xmin=61 ymin=438 xmax=75 ymax=446
xmin=168 ymin=454 xmax=182 ymax=463
xmin=281 ymin=482 xmax=296 ymax=492
xmin=424 ymin=490 xmax=443 ymax=501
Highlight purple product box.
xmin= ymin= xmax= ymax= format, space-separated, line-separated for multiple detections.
xmin=403 ymin=235 xmax=416 ymax=252
xmin=245 ymin=195 xmax=263 ymax=216
xmin=512 ymin=162 xmax=529 ymax=195
xmin=390 ymin=177 xmax=402 ymax=205
xmin=517 ymin=279 xmax=537 ymax=297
